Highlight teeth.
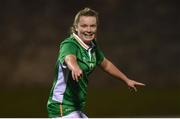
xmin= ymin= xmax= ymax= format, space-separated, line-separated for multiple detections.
xmin=84 ymin=35 xmax=92 ymax=37
xmin=84 ymin=34 xmax=92 ymax=36
xmin=83 ymin=33 xmax=94 ymax=39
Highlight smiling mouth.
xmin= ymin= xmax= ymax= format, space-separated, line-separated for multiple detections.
xmin=84 ymin=34 xmax=94 ymax=40
xmin=83 ymin=32 xmax=95 ymax=37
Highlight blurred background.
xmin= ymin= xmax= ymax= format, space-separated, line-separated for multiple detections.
xmin=0 ymin=0 xmax=180 ymax=117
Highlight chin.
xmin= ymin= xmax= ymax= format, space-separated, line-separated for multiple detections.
xmin=83 ymin=38 xmax=94 ymax=43
xmin=83 ymin=36 xmax=95 ymax=42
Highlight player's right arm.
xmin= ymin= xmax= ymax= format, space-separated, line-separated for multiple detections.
xmin=64 ymin=54 xmax=83 ymax=82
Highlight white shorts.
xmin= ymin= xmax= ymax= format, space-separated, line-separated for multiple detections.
xmin=55 ymin=111 xmax=88 ymax=118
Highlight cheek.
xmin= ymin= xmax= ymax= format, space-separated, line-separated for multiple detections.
xmin=77 ymin=28 xmax=84 ymax=33
xmin=92 ymin=27 xmax=97 ymax=32
xmin=77 ymin=29 xmax=84 ymax=37
xmin=77 ymin=30 xmax=84 ymax=36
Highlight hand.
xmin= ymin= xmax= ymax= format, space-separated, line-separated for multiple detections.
xmin=71 ymin=66 xmax=83 ymax=82
xmin=64 ymin=54 xmax=83 ymax=82
xmin=126 ymin=79 xmax=145 ymax=92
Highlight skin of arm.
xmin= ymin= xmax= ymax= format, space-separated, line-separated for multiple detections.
xmin=64 ymin=55 xmax=145 ymax=91
xmin=100 ymin=58 xmax=145 ymax=91
xmin=64 ymin=54 xmax=83 ymax=81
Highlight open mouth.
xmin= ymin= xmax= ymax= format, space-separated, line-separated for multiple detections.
xmin=83 ymin=33 xmax=95 ymax=39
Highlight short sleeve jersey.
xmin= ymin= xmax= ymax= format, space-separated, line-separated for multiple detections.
xmin=47 ymin=35 xmax=104 ymax=117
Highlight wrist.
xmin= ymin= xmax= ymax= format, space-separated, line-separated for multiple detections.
xmin=123 ymin=77 xmax=130 ymax=84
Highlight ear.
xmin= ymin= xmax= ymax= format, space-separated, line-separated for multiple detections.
xmin=74 ymin=25 xmax=78 ymax=31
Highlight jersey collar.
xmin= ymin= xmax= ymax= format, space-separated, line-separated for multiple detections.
xmin=72 ymin=33 xmax=90 ymax=50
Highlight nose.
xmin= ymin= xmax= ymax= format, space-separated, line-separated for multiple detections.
xmin=86 ymin=26 xmax=92 ymax=32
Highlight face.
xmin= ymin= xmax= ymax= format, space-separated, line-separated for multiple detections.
xmin=75 ymin=16 xmax=97 ymax=43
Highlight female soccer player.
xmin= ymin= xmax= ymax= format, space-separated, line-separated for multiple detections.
xmin=47 ymin=7 xmax=145 ymax=118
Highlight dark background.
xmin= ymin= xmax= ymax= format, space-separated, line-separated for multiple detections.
xmin=0 ymin=0 xmax=180 ymax=117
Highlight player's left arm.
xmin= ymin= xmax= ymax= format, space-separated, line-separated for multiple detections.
xmin=100 ymin=57 xmax=145 ymax=91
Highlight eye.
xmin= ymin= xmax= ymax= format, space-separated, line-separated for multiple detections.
xmin=81 ymin=24 xmax=87 ymax=28
xmin=91 ymin=24 xmax=97 ymax=28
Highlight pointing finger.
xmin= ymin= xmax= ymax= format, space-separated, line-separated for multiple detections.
xmin=136 ymin=82 xmax=145 ymax=86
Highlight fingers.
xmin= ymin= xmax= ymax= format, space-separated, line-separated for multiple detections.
xmin=135 ymin=82 xmax=146 ymax=86
xmin=71 ymin=72 xmax=77 ymax=82
xmin=71 ymin=70 xmax=83 ymax=82
xmin=129 ymin=86 xmax=137 ymax=92
xmin=128 ymin=80 xmax=145 ymax=92
xmin=132 ymin=86 xmax=137 ymax=92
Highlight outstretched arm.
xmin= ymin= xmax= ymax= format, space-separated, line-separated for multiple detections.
xmin=100 ymin=58 xmax=145 ymax=91
xmin=64 ymin=54 xmax=83 ymax=82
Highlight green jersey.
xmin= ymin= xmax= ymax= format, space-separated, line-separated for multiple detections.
xmin=47 ymin=34 xmax=104 ymax=117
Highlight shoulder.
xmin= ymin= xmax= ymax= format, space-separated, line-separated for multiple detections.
xmin=60 ymin=35 xmax=79 ymax=48
xmin=61 ymin=35 xmax=76 ymax=44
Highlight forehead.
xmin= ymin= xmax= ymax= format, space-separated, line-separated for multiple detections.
xmin=78 ymin=16 xmax=97 ymax=24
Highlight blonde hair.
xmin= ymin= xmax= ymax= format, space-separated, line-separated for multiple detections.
xmin=70 ymin=7 xmax=99 ymax=34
